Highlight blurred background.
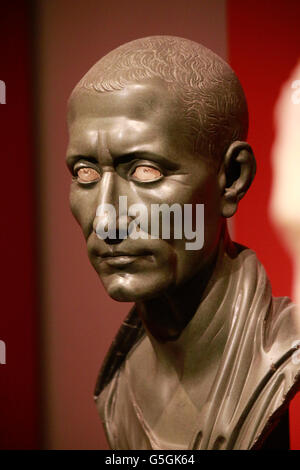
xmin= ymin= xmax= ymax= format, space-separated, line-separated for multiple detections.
xmin=0 ymin=0 xmax=299 ymax=450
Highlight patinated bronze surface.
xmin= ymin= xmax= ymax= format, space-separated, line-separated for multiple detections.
xmin=66 ymin=36 xmax=300 ymax=449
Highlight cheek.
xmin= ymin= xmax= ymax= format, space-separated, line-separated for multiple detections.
xmin=69 ymin=185 xmax=96 ymax=239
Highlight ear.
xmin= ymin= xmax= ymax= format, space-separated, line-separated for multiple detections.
xmin=219 ymin=141 xmax=256 ymax=218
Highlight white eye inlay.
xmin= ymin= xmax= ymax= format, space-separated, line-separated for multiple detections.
xmin=132 ymin=165 xmax=161 ymax=181
xmin=77 ymin=167 xmax=100 ymax=183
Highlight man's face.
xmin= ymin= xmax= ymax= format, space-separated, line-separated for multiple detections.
xmin=67 ymin=78 xmax=223 ymax=302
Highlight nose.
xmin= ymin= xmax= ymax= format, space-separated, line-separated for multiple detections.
xmin=92 ymin=171 xmax=129 ymax=245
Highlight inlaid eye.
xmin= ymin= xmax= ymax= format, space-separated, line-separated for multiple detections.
xmin=77 ymin=167 xmax=100 ymax=183
xmin=132 ymin=165 xmax=162 ymax=182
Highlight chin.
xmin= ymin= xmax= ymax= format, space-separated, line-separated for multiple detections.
xmin=102 ymin=272 xmax=172 ymax=302
xmin=101 ymin=273 xmax=142 ymax=302
xmin=107 ymin=284 xmax=136 ymax=302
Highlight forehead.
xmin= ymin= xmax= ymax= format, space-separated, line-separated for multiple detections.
xmin=67 ymin=79 xmax=194 ymax=157
xmin=68 ymin=78 xmax=180 ymax=124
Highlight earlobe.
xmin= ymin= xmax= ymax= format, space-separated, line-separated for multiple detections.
xmin=219 ymin=141 xmax=256 ymax=218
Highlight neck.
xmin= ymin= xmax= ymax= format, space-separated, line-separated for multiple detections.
xmin=135 ymin=227 xmax=237 ymax=374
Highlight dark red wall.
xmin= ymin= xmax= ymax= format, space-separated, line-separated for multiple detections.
xmin=228 ymin=0 xmax=300 ymax=450
xmin=0 ymin=1 xmax=39 ymax=449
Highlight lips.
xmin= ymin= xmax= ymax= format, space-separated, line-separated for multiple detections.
xmin=98 ymin=248 xmax=153 ymax=267
xmin=103 ymin=255 xmax=140 ymax=267
xmin=87 ymin=236 xmax=160 ymax=269
xmin=102 ymin=250 xmax=136 ymax=258
xmin=101 ymin=250 xmax=140 ymax=258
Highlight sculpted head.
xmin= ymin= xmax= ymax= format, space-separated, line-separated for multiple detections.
xmin=66 ymin=36 xmax=256 ymax=303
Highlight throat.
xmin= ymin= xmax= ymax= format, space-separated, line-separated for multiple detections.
xmin=134 ymin=236 xmax=237 ymax=378
xmin=135 ymin=252 xmax=217 ymax=343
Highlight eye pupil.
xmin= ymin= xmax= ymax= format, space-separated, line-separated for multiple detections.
xmin=77 ymin=167 xmax=100 ymax=183
xmin=132 ymin=166 xmax=161 ymax=181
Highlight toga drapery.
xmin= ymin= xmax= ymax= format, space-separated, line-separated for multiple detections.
xmin=94 ymin=244 xmax=300 ymax=449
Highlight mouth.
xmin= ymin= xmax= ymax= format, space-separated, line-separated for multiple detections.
xmin=102 ymin=255 xmax=140 ymax=267
xmin=99 ymin=249 xmax=153 ymax=267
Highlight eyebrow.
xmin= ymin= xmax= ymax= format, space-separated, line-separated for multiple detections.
xmin=66 ymin=151 xmax=180 ymax=171
xmin=66 ymin=154 xmax=98 ymax=170
xmin=114 ymin=151 xmax=181 ymax=171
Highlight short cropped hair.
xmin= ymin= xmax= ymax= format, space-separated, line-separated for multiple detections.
xmin=73 ymin=36 xmax=248 ymax=166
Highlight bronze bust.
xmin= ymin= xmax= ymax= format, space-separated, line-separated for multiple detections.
xmin=66 ymin=36 xmax=300 ymax=450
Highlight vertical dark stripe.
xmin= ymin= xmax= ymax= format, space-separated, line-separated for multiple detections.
xmin=0 ymin=0 xmax=39 ymax=449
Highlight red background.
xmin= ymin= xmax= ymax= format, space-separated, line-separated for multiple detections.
xmin=0 ymin=1 xmax=39 ymax=449
xmin=228 ymin=0 xmax=300 ymax=449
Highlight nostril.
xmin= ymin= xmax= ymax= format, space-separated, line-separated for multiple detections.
xmin=104 ymin=229 xmax=127 ymax=245
xmin=104 ymin=238 xmax=122 ymax=245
